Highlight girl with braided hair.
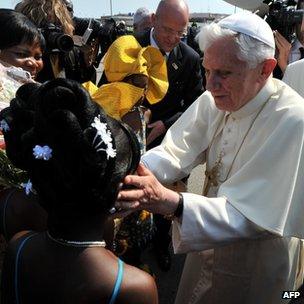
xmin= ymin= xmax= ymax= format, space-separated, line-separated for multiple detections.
xmin=0 ymin=78 xmax=158 ymax=304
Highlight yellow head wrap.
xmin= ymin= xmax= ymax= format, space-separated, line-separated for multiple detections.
xmin=89 ymin=82 xmax=145 ymax=120
xmin=103 ymin=35 xmax=168 ymax=104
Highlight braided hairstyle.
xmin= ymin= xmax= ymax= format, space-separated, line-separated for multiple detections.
xmin=0 ymin=78 xmax=140 ymax=228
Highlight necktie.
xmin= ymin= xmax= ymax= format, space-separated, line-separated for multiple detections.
xmin=159 ymin=49 xmax=166 ymax=56
xmin=299 ymin=47 xmax=304 ymax=59
xmin=160 ymin=49 xmax=168 ymax=61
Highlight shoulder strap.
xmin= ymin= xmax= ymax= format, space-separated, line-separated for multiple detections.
xmin=1 ymin=188 xmax=17 ymax=240
xmin=108 ymin=258 xmax=124 ymax=304
xmin=14 ymin=233 xmax=38 ymax=304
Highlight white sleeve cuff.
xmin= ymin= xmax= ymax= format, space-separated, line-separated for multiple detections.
xmin=141 ymin=147 xmax=187 ymax=183
xmin=172 ymin=193 xmax=265 ymax=254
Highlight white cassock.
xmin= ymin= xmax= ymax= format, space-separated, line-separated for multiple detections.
xmin=142 ymin=78 xmax=304 ymax=304
xmin=283 ymin=59 xmax=304 ymax=98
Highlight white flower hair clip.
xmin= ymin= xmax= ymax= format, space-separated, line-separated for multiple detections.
xmin=21 ymin=179 xmax=36 ymax=196
xmin=91 ymin=115 xmax=116 ymax=159
xmin=0 ymin=119 xmax=10 ymax=132
xmin=33 ymin=145 xmax=53 ymax=161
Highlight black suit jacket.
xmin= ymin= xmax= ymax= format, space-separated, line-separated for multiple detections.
xmin=135 ymin=30 xmax=204 ymax=147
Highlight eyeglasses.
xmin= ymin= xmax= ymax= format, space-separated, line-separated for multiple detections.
xmin=159 ymin=24 xmax=187 ymax=38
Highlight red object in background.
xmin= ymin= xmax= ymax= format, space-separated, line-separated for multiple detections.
xmin=0 ymin=131 xmax=5 ymax=149
xmin=0 ymin=141 xmax=5 ymax=150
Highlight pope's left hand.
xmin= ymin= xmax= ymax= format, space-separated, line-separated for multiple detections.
xmin=115 ymin=163 xmax=180 ymax=216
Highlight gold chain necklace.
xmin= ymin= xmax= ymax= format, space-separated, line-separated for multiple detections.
xmin=203 ymin=94 xmax=273 ymax=196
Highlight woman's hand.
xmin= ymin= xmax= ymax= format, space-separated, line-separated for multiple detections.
xmin=146 ymin=120 xmax=166 ymax=145
xmin=274 ymin=30 xmax=291 ymax=73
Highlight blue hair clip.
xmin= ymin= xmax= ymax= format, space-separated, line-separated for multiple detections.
xmin=109 ymin=207 xmax=116 ymax=214
xmin=33 ymin=145 xmax=53 ymax=161
xmin=21 ymin=179 xmax=34 ymax=196
xmin=0 ymin=119 xmax=10 ymax=132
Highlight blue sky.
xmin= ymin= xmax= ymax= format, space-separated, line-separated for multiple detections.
xmin=1 ymin=0 xmax=242 ymax=18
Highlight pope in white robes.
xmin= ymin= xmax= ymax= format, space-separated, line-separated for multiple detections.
xmin=116 ymin=11 xmax=304 ymax=304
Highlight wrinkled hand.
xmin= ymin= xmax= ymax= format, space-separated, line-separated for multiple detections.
xmin=146 ymin=120 xmax=166 ymax=146
xmin=115 ymin=163 xmax=180 ymax=215
xmin=274 ymin=30 xmax=291 ymax=73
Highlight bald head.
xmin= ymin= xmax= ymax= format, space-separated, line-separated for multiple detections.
xmin=152 ymin=0 xmax=189 ymax=52
xmin=156 ymin=0 xmax=189 ymax=19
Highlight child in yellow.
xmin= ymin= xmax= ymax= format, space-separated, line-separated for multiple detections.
xmin=84 ymin=35 xmax=168 ymax=272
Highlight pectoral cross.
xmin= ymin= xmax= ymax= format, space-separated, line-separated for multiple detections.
xmin=203 ymin=163 xmax=219 ymax=196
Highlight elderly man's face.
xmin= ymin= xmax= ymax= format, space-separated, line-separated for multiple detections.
xmin=203 ymin=37 xmax=263 ymax=112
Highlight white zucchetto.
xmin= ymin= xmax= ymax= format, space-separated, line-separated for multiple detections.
xmin=218 ymin=12 xmax=275 ymax=49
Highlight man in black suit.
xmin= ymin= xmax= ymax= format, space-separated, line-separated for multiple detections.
xmin=134 ymin=0 xmax=204 ymax=271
